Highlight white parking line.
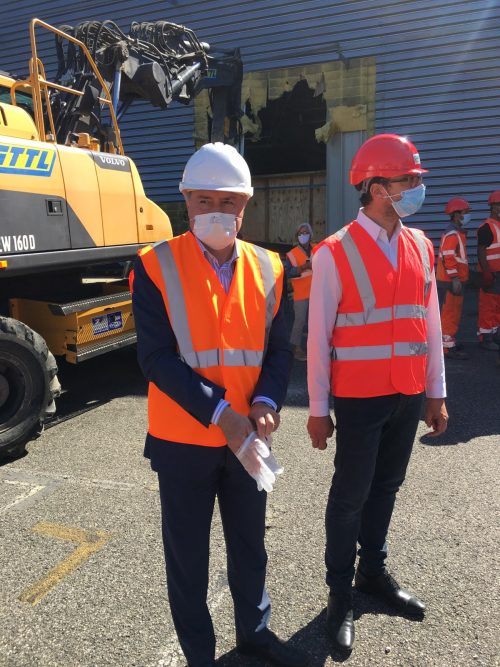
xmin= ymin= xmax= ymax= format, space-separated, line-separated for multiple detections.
xmin=1 ymin=480 xmax=46 ymax=514
xmin=0 ymin=471 xmax=64 ymax=513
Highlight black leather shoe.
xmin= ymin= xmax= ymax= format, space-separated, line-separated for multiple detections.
xmin=326 ymin=592 xmax=355 ymax=652
xmin=237 ymin=631 xmax=309 ymax=667
xmin=355 ymin=569 xmax=425 ymax=616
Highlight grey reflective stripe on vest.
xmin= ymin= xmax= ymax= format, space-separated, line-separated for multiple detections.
xmin=333 ymin=341 xmax=428 ymax=361
xmin=336 ymin=227 xmax=376 ymax=311
xmin=335 ymin=303 xmax=427 ymax=327
xmin=153 ymin=240 xmax=272 ymax=369
xmin=394 ymin=341 xmax=428 ymax=356
xmin=395 ymin=304 xmax=427 ymax=319
xmin=224 ymin=349 xmax=263 ymax=366
xmin=252 ymin=244 xmax=277 ymax=356
xmin=336 ymin=307 xmax=391 ymax=327
xmin=335 ymin=226 xmax=428 ymax=327
xmin=407 ymin=228 xmax=431 ymax=300
xmin=182 ymin=348 xmax=263 ymax=369
xmin=182 ymin=349 xmax=220 ymax=368
xmin=154 ymin=241 xmax=195 ymax=363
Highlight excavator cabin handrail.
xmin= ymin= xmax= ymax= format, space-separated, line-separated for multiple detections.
xmin=26 ymin=18 xmax=124 ymax=154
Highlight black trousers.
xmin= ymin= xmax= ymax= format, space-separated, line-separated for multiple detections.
xmin=156 ymin=441 xmax=272 ymax=667
xmin=325 ymin=392 xmax=424 ymax=593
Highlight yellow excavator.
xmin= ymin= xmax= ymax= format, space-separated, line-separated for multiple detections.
xmin=0 ymin=18 xmax=243 ymax=456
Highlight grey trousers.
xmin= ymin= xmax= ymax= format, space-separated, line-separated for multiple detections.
xmin=290 ymin=298 xmax=309 ymax=346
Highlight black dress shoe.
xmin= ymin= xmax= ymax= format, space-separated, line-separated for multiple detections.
xmin=237 ymin=631 xmax=309 ymax=667
xmin=355 ymin=569 xmax=425 ymax=616
xmin=326 ymin=592 xmax=355 ymax=652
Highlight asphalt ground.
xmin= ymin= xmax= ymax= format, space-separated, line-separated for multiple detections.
xmin=0 ymin=287 xmax=499 ymax=667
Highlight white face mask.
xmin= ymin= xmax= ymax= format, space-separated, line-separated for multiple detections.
xmin=298 ymin=233 xmax=310 ymax=245
xmin=193 ymin=212 xmax=238 ymax=250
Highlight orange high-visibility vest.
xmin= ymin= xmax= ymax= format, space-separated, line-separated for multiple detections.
xmin=129 ymin=245 xmax=153 ymax=293
xmin=140 ymin=232 xmax=284 ymax=446
xmin=320 ymin=221 xmax=433 ymax=398
xmin=286 ymin=244 xmax=316 ymax=301
xmin=477 ymin=218 xmax=500 ymax=272
xmin=436 ymin=227 xmax=469 ymax=282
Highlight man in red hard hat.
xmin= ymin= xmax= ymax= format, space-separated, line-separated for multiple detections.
xmin=306 ymin=134 xmax=447 ymax=652
xmin=436 ymin=198 xmax=471 ymax=360
xmin=476 ymin=190 xmax=500 ymax=351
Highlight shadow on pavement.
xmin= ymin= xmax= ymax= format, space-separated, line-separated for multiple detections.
xmin=46 ymin=346 xmax=147 ymax=429
xmin=215 ymin=592 xmax=424 ymax=665
xmin=216 ymin=611 xmax=351 ymax=665
xmin=420 ymin=344 xmax=500 ymax=446
xmin=352 ymin=589 xmax=424 ymax=623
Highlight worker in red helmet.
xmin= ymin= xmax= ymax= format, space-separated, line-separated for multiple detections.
xmin=436 ymin=198 xmax=471 ymax=360
xmin=476 ymin=190 xmax=500 ymax=350
xmin=306 ymin=134 xmax=447 ymax=653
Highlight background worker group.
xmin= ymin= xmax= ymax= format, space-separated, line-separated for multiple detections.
xmin=437 ymin=191 xmax=500 ymax=358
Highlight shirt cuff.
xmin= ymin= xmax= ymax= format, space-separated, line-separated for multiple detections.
xmin=309 ymin=399 xmax=331 ymax=417
xmin=251 ymin=396 xmax=278 ymax=412
xmin=425 ymin=377 xmax=447 ymax=399
xmin=211 ymin=399 xmax=230 ymax=425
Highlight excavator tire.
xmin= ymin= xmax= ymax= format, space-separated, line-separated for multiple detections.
xmin=0 ymin=317 xmax=61 ymax=458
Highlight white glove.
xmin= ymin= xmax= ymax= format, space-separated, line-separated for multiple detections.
xmin=258 ymin=433 xmax=284 ymax=486
xmin=236 ymin=432 xmax=284 ymax=492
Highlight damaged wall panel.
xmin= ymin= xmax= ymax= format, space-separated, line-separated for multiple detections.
xmin=243 ymin=172 xmax=326 ymax=245
xmin=194 ymin=57 xmax=374 ymax=244
xmin=194 ymin=57 xmax=376 ymax=146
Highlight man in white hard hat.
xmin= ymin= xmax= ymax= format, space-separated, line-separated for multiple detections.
xmin=132 ymin=143 xmax=307 ymax=667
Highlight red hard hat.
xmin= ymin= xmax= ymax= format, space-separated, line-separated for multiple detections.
xmin=488 ymin=190 xmax=500 ymax=205
xmin=349 ymin=134 xmax=428 ymax=186
xmin=445 ymin=198 xmax=470 ymax=215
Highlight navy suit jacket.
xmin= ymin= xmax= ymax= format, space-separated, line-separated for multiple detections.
xmin=132 ymin=248 xmax=293 ymax=467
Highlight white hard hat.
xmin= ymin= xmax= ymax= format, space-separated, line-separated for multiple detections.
xmin=179 ymin=142 xmax=253 ymax=196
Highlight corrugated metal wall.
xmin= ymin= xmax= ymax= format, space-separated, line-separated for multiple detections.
xmin=1 ymin=0 xmax=499 ymax=257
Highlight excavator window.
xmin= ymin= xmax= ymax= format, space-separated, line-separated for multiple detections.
xmin=0 ymin=86 xmax=35 ymax=119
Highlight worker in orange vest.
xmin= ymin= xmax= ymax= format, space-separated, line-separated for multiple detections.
xmin=132 ymin=143 xmax=307 ymax=667
xmin=285 ymin=222 xmax=316 ymax=361
xmin=477 ymin=190 xmax=500 ymax=351
xmin=306 ymin=134 xmax=448 ymax=653
xmin=436 ymin=198 xmax=471 ymax=360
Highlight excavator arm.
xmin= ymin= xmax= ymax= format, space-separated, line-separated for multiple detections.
xmin=50 ymin=20 xmax=242 ymax=147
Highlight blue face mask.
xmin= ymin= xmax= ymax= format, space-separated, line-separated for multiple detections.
xmin=461 ymin=213 xmax=472 ymax=227
xmin=385 ymin=183 xmax=426 ymax=218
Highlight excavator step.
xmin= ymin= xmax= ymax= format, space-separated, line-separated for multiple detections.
xmin=49 ymin=292 xmax=132 ymax=315
xmin=10 ymin=292 xmax=136 ymax=363
xmin=67 ymin=331 xmax=137 ymax=363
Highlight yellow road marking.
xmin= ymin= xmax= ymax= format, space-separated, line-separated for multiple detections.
xmin=18 ymin=522 xmax=111 ymax=606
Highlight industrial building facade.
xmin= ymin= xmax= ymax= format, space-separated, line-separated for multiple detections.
xmin=0 ymin=0 xmax=499 ymax=259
